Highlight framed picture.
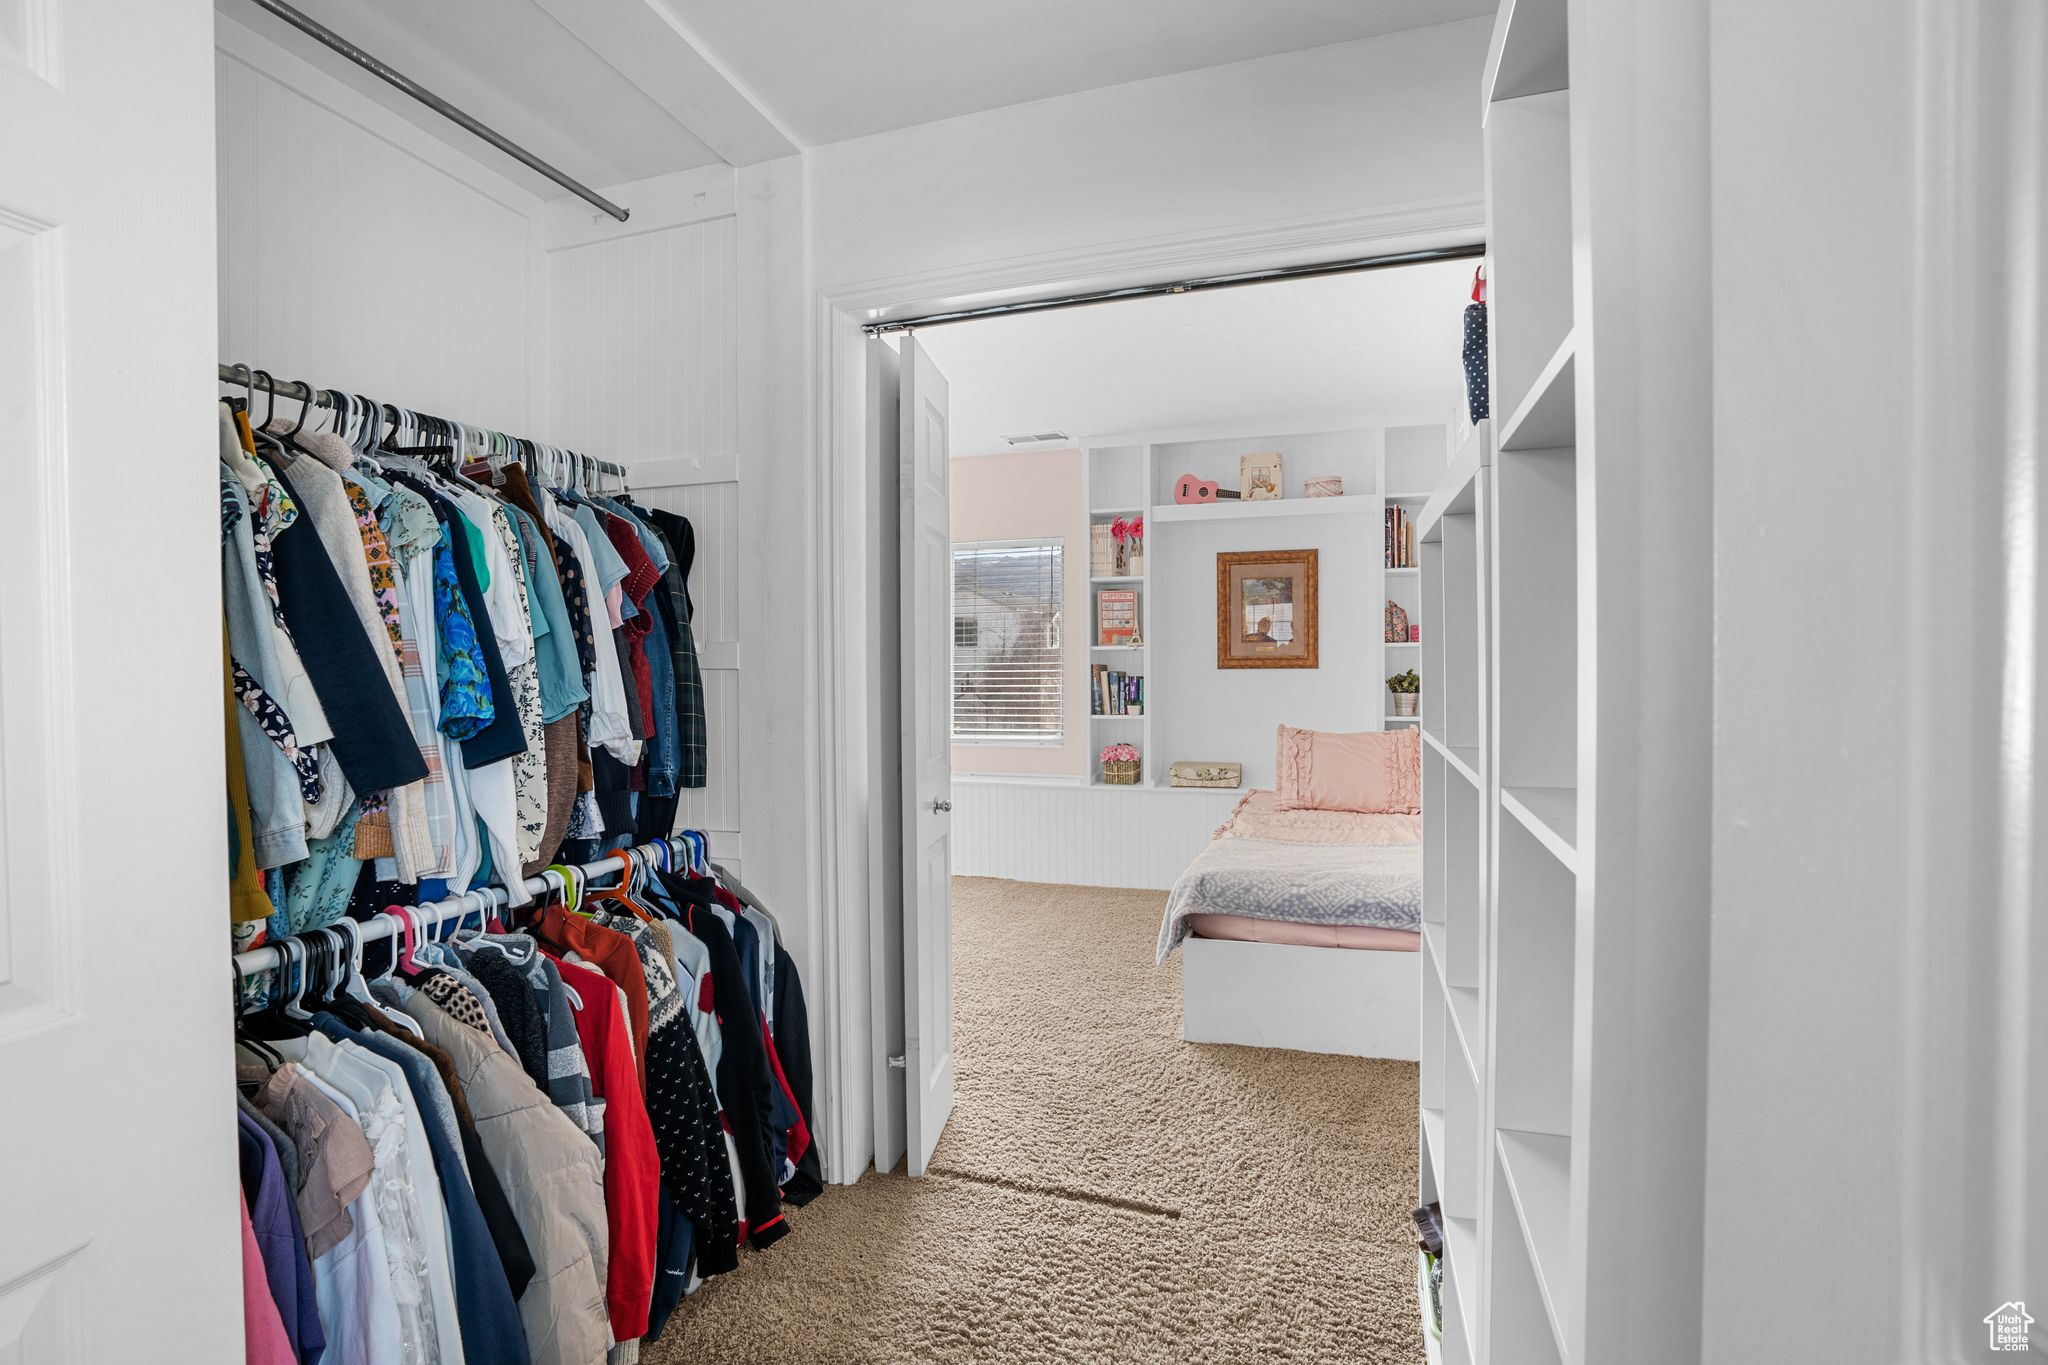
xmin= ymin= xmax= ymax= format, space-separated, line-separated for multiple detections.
xmin=1216 ymin=549 xmax=1318 ymax=668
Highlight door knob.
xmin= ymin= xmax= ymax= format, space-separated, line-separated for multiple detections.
xmin=932 ymin=799 xmax=953 ymax=813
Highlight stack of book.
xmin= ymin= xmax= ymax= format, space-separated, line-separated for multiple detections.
xmin=1090 ymin=522 xmax=1114 ymax=577
xmin=1385 ymin=504 xmax=1415 ymax=568
xmin=1091 ymin=666 xmax=1144 ymax=716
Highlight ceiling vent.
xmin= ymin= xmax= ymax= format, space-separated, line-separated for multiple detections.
xmin=1001 ymin=430 xmax=1071 ymax=446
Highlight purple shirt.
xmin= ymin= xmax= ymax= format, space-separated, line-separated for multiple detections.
xmin=238 ymin=1111 xmax=326 ymax=1365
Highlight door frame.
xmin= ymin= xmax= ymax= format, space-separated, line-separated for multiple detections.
xmin=806 ymin=195 xmax=1488 ymax=1183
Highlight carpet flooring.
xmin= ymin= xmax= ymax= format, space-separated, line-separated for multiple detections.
xmin=645 ymin=877 xmax=1421 ymax=1365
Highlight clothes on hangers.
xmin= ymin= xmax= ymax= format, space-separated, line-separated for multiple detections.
xmin=233 ymin=835 xmax=813 ymax=1365
xmin=218 ymin=390 xmax=710 ymax=952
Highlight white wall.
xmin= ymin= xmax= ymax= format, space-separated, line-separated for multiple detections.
xmin=949 ymin=449 xmax=1088 ymax=777
xmin=807 ymin=19 xmax=1491 ymax=300
xmin=214 ymin=16 xmax=546 ymax=433
xmin=1702 ymin=1 xmax=2046 ymax=1359
xmin=1153 ymin=510 xmax=1378 ymax=791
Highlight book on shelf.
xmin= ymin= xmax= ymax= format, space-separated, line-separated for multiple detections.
xmin=1090 ymin=665 xmax=1145 ymax=717
xmin=1090 ymin=522 xmax=1114 ymax=577
xmin=1096 ymin=588 xmax=1139 ymax=645
xmin=1384 ymin=504 xmax=1416 ymax=569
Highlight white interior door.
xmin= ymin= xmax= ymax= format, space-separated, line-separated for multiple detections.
xmin=898 ymin=334 xmax=955 ymax=1175
xmin=0 ymin=4 xmax=240 ymax=1359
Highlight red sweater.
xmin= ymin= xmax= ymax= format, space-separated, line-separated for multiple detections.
xmin=555 ymin=956 xmax=660 ymax=1341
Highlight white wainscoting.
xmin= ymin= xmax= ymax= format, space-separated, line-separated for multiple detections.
xmin=948 ymin=776 xmax=1241 ymax=890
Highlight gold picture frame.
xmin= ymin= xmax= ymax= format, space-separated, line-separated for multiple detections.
xmin=1216 ymin=549 xmax=1318 ymax=669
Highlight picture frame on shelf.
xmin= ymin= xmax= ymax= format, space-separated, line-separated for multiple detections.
xmin=1216 ymin=549 xmax=1318 ymax=669
xmin=1240 ymin=451 xmax=1283 ymax=501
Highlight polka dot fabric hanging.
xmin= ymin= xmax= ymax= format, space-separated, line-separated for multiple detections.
xmin=1463 ymin=267 xmax=1490 ymax=423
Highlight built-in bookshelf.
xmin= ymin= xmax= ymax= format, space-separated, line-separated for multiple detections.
xmin=1419 ymin=4 xmax=1586 ymax=1363
xmin=1079 ymin=427 xmax=1444 ymax=788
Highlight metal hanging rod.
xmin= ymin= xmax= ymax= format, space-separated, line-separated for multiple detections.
xmin=861 ymin=242 xmax=1488 ymax=335
xmin=218 ymin=363 xmax=629 ymax=479
xmin=231 ymin=836 xmax=710 ymax=986
xmin=249 ymin=0 xmax=630 ymax=223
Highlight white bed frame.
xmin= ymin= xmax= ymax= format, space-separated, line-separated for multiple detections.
xmin=1181 ymin=935 xmax=1421 ymax=1060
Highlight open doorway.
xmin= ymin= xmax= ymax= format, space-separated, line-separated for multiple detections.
xmin=857 ymin=257 xmax=1477 ymax=1359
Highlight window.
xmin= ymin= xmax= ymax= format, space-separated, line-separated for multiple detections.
xmin=952 ymin=539 xmax=1064 ymax=744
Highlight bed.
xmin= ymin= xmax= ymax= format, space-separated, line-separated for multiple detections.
xmin=1159 ymin=788 xmax=1423 ymax=1060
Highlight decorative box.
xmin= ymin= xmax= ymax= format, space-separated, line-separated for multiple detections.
xmin=1170 ymin=761 xmax=1243 ymax=789
xmin=1305 ymin=476 xmax=1344 ymax=498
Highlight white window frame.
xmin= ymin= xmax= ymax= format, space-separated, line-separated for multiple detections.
xmin=950 ymin=536 xmax=1066 ymax=747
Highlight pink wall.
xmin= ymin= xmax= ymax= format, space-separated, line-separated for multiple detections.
xmin=950 ymin=449 xmax=1086 ymax=776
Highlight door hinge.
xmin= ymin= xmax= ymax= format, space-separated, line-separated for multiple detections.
xmin=888 ymin=1054 xmax=907 ymax=1069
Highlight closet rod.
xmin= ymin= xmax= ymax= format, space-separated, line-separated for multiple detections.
xmin=217 ymin=363 xmax=629 ymax=479
xmin=860 ymin=241 xmax=1488 ymax=334
xmin=230 ymin=838 xmax=697 ymax=982
xmin=247 ymin=0 xmax=630 ymax=223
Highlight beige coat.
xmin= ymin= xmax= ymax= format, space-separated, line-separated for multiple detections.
xmin=404 ymin=988 xmax=612 ymax=1365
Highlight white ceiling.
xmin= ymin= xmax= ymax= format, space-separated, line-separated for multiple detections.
xmin=215 ymin=0 xmax=791 ymax=198
xmin=661 ymin=0 xmax=1493 ymax=146
xmin=912 ymin=258 xmax=1475 ymax=456
xmin=218 ymin=0 xmax=1485 ymax=192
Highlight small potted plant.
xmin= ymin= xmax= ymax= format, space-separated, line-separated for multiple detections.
xmin=1110 ymin=516 xmax=1144 ymax=576
xmin=1387 ymin=669 xmax=1422 ymax=717
xmin=1101 ymin=742 xmax=1141 ymax=785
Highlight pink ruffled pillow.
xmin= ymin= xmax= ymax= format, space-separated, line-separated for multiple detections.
xmin=1274 ymin=723 xmax=1421 ymax=814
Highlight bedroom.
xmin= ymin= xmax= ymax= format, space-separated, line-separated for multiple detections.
xmin=849 ymin=258 xmax=1468 ymax=1356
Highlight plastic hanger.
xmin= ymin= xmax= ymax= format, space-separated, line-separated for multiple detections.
xmin=586 ymin=849 xmax=655 ymax=923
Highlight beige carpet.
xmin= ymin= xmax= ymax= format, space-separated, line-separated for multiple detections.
xmin=645 ymin=877 xmax=1421 ymax=1365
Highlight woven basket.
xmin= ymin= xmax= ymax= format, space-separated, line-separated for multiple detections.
xmin=1102 ymin=759 xmax=1141 ymax=785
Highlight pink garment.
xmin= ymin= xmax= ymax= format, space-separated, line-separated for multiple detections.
xmin=1186 ymin=912 xmax=1420 ymax=951
xmin=240 ymin=1190 xmax=298 ymax=1365
xmin=1274 ymin=722 xmax=1422 ymax=814
xmin=1216 ymin=789 xmax=1423 ymax=845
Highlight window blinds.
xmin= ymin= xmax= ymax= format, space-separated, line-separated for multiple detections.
xmin=951 ymin=539 xmax=1065 ymax=744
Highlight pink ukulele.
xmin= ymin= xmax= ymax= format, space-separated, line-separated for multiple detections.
xmin=1173 ymin=474 xmax=1242 ymax=505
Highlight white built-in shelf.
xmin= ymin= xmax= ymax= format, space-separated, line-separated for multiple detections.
xmin=1386 ymin=567 xmax=1421 ymax=577
xmin=1442 ymin=1215 xmax=1480 ymax=1342
xmin=1423 ymin=921 xmax=1450 ymax=991
xmin=1423 ymin=728 xmax=1482 ymax=788
xmin=1386 ymin=714 xmax=1422 ymax=726
xmin=1387 ymin=490 xmax=1434 ymax=501
xmin=1417 ymin=419 xmax=1490 ymax=544
xmin=1387 ymin=640 xmax=1423 ymax=648
xmin=1501 ymin=785 xmax=1579 ymax=872
xmin=1089 ymin=644 xmax=1145 ymax=651
xmin=1089 ymin=713 xmax=1144 ymax=722
xmin=1421 ymin=1105 xmax=1447 ymax=1199
xmin=1089 ymin=575 xmax=1144 ymax=584
xmin=1146 ymin=496 xmax=1374 ymax=524
xmin=1497 ymin=1128 xmax=1574 ymax=1357
xmin=1088 ymin=505 xmax=1144 ymax=517
xmin=1482 ymin=0 xmax=1568 ymax=109
xmin=1499 ymin=329 xmax=1577 ymax=452
xmin=1447 ymin=983 xmax=1484 ymax=1077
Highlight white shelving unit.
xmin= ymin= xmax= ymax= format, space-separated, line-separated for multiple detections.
xmin=1420 ymin=3 xmax=1615 ymax=1362
xmin=1077 ymin=427 xmax=1444 ymax=786
xmin=1081 ymin=447 xmax=1152 ymax=784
